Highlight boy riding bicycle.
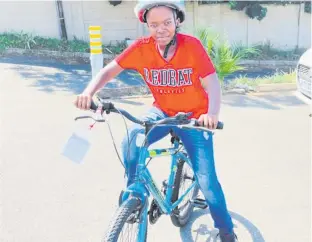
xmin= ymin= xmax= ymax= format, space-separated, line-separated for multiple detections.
xmin=74 ymin=0 xmax=237 ymax=241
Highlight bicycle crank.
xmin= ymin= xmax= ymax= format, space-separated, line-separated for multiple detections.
xmin=148 ymin=199 xmax=163 ymax=224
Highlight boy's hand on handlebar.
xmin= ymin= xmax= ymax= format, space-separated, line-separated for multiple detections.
xmin=74 ymin=92 xmax=93 ymax=110
xmin=198 ymin=113 xmax=219 ymax=130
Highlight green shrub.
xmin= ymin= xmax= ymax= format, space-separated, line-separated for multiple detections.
xmin=195 ymin=27 xmax=260 ymax=83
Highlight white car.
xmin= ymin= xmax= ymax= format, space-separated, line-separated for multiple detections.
xmin=296 ymin=48 xmax=312 ymax=105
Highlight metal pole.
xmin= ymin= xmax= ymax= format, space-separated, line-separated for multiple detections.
xmin=56 ymin=0 xmax=68 ymax=40
xmin=89 ymin=26 xmax=104 ymax=78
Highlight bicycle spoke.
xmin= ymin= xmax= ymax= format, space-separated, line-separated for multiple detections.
xmin=118 ymin=222 xmax=139 ymax=242
xmin=178 ymin=164 xmax=195 ymax=209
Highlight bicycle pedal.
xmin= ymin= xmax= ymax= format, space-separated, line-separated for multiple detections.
xmin=183 ymin=174 xmax=195 ymax=181
xmin=190 ymin=198 xmax=208 ymax=209
xmin=148 ymin=199 xmax=162 ymax=225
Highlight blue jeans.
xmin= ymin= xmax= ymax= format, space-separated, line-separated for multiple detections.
xmin=121 ymin=107 xmax=234 ymax=233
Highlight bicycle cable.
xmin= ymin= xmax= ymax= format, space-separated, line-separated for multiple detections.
xmin=103 ymin=106 xmax=188 ymax=172
xmin=138 ymin=120 xmax=180 ymax=170
xmin=105 ymin=118 xmax=125 ymax=169
xmin=115 ymin=107 xmax=145 ymax=165
xmin=144 ymin=144 xmax=183 ymax=169
xmin=104 ymin=106 xmax=134 ymax=169
xmin=104 ymin=106 xmax=145 ymax=171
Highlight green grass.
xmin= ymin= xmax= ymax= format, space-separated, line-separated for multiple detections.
xmin=236 ymin=42 xmax=306 ymax=61
xmin=0 ymin=31 xmax=126 ymax=55
xmin=228 ymin=70 xmax=296 ymax=88
xmin=0 ymin=31 xmax=307 ymax=61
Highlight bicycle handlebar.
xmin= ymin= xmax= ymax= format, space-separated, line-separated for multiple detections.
xmin=91 ymin=100 xmax=146 ymax=125
xmin=89 ymin=100 xmax=223 ymax=131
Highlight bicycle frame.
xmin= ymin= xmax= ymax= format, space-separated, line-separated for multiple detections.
xmin=76 ymin=101 xmax=223 ymax=242
xmin=120 ymin=136 xmax=197 ymax=241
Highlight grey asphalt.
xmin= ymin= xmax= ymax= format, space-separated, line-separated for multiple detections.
xmin=0 ymin=55 xmax=294 ymax=91
xmin=0 ymin=59 xmax=310 ymax=242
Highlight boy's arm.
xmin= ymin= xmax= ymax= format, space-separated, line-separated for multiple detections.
xmin=195 ymin=38 xmax=222 ymax=128
xmin=200 ymin=72 xmax=221 ymax=116
xmin=75 ymin=40 xmax=143 ymax=110
xmin=83 ymin=60 xmax=123 ymax=96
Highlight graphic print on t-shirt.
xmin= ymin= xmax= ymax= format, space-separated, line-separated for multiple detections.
xmin=114 ymin=33 xmax=216 ymax=117
xmin=143 ymin=67 xmax=194 ymax=94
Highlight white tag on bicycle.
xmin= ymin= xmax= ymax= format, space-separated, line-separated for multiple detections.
xmin=136 ymin=133 xmax=146 ymax=147
xmin=62 ymin=127 xmax=91 ymax=164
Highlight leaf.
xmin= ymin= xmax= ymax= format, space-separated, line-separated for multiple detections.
xmin=194 ymin=27 xmax=260 ymax=85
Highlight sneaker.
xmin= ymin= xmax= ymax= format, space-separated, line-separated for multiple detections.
xmin=216 ymin=231 xmax=238 ymax=242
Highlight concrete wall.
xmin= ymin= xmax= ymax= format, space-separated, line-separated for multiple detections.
xmin=194 ymin=3 xmax=311 ymax=49
xmin=159 ymin=2 xmax=310 ymax=49
xmin=62 ymin=1 xmax=138 ymax=44
xmin=298 ymin=4 xmax=312 ymax=49
xmin=0 ymin=1 xmax=310 ymax=49
xmin=0 ymin=1 xmax=60 ymax=38
xmin=246 ymin=4 xmax=305 ymax=49
xmin=195 ymin=3 xmax=248 ymax=45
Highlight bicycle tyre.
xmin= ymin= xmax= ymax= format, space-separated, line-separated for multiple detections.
xmin=170 ymin=158 xmax=199 ymax=227
xmin=103 ymin=197 xmax=147 ymax=242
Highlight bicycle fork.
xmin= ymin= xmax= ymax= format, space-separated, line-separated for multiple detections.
xmin=120 ymin=181 xmax=149 ymax=241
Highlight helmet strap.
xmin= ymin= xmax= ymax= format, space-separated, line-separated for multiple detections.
xmin=163 ymin=33 xmax=176 ymax=59
xmin=163 ymin=16 xmax=178 ymax=59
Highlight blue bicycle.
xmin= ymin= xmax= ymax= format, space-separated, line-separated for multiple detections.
xmin=75 ymin=99 xmax=223 ymax=242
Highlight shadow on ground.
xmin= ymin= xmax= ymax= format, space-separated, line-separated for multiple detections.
xmin=222 ymin=92 xmax=305 ymax=110
xmin=3 ymin=56 xmax=304 ymax=110
xmin=9 ymin=64 xmax=91 ymax=94
xmin=180 ymin=209 xmax=265 ymax=242
xmin=4 ymin=56 xmax=144 ymax=94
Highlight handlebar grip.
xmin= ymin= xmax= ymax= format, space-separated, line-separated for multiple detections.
xmin=90 ymin=100 xmax=115 ymax=112
xmin=194 ymin=120 xmax=224 ymax=130
xmin=216 ymin=121 xmax=223 ymax=130
xmin=90 ymin=101 xmax=98 ymax=111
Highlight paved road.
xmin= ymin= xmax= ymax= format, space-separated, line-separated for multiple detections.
xmin=0 ymin=60 xmax=311 ymax=242
xmin=0 ymin=55 xmax=294 ymax=90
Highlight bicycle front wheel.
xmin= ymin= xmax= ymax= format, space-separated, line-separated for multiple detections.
xmin=103 ymin=197 xmax=148 ymax=242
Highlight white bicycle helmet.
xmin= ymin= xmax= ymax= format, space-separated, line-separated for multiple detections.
xmin=134 ymin=0 xmax=186 ymax=58
xmin=134 ymin=0 xmax=186 ymax=23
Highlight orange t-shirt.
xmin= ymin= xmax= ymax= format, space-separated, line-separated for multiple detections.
xmin=115 ymin=33 xmax=216 ymax=119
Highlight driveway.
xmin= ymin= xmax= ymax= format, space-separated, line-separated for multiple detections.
xmin=0 ymin=58 xmax=310 ymax=242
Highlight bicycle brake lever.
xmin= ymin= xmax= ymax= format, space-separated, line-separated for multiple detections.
xmin=74 ymin=115 xmax=105 ymax=122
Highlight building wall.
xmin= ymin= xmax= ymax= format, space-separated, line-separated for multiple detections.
xmin=195 ymin=3 xmax=311 ymax=49
xmin=246 ymin=4 xmax=301 ymax=49
xmin=0 ymin=1 xmax=60 ymax=38
xmin=0 ymin=1 xmax=310 ymax=49
xmin=63 ymin=1 xmax=138 ymax=44
xmin=298 ymin=4 xmax=312 ymax=49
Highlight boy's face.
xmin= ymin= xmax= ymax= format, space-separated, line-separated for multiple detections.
xmin=146 ymin=6 xmax=179 ymax=46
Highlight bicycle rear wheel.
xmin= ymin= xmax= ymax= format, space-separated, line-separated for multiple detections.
xmin=103 ymin=197 xmax=148 ymax=242
xmin=170 ymin=158 xmax=199 ymax=227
